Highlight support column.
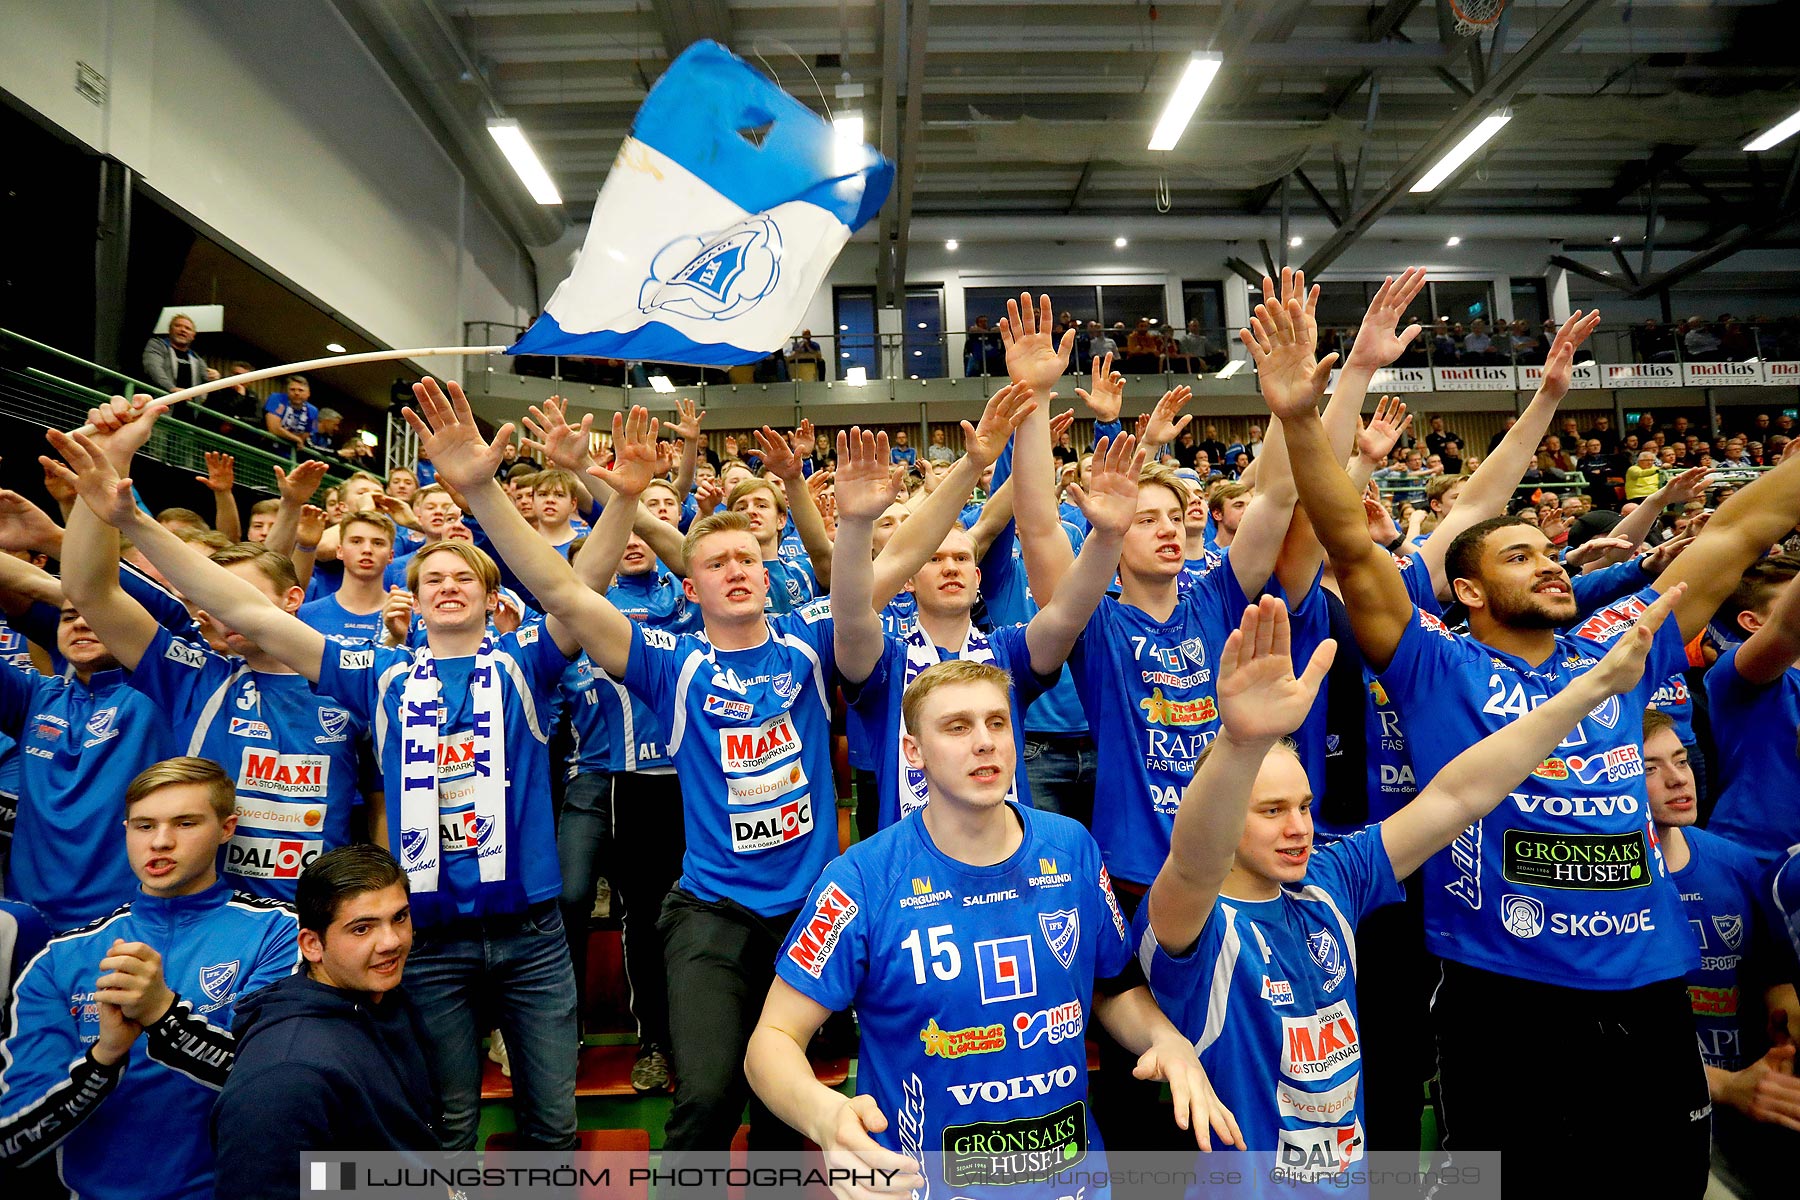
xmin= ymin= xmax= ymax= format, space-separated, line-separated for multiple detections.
xmin=94 ymin=157 xmax=133 ymax=373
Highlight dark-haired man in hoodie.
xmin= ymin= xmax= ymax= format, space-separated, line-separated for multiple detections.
xmin=211 ymin=845 xmax=438 ymax=1198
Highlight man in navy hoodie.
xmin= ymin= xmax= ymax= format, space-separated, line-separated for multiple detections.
xmin=212 ymin=845 xmax=438 ymax=1199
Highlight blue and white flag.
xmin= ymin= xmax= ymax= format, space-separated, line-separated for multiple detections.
xmin=508 ymin=40 xmax=893 ymax=367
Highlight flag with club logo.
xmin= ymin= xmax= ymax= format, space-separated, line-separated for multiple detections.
xmin=507 ymin=39 xmax=893 ymax=366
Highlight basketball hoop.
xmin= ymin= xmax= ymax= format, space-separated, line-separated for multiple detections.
xmin=1449 ymin=0 xmax=1504 ymax=38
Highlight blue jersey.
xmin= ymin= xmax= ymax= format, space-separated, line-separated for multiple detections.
xmin=846 ymin=625 xmax=1051 ymax=830
xmin=623 ymin=603 xmax=838 ymax=916
xmin=1135 ymin=827 xmax=1402 ymax=1180
xmin=10 ymin=565 xmax=199 ymax=678
xmin=1673 ymin=827 xmax=1770 ymax=1070
xmin=1069 ymin=565 xmax=1254 ymax=884
xmin=0 ymin=663 xmax=176 ymax=931
xmin=0 ymin=619 xmax=34 ymax=673
xmin=1704 ymin=644 xmax=1800 ymax=861
xmin=561 ymin=655 xmax=669 ymax=775
xmin=0 ymin=881 xmax=298 ymax=1200
xmin=1762 ymin=846 xmax=1800 ymax=984
xmin=775 ymin=805 xmax=1133 ymax=1195
xmin=979 ymin=517 xmax=1088 ymax=737
xmin=879 ymin=592 xmax=920 ymax=640
xmin=1357 ymin=556 xmax=1442 ymax=832
xmin=1378 ymin=589 xmax=1694 ymax=988
xmin=128 ymin=626 xmax=368 ymax=902
xmin=765 ymin=557 xmax=815 ymax=615
xmin=314 ymin=629 xmax=572 ymax=926
xmin=302 ymin=560 xmax=343 ymax=603
xmin=296 ymin=593 xmax=386 ymax=646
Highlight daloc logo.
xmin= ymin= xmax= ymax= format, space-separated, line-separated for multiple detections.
xmin=639 ymin=215 xmax=783 ymax=321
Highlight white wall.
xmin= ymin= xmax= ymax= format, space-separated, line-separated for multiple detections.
xmin=0 ymin=0 xmax=538 ymax=376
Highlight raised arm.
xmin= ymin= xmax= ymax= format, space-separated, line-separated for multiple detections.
xmin=1347 ymin=395 xmax=1414 ymax=496
xmin=264 ymin=460 xmax=327 ymax=560
xmin=1659 ymin=440 xmax=1800 ymax=641
xmin=1382 ymin=587 xmax=1675 ymax=879
xmin=669 ymin=396 xmax=705 ymax=499
xmin=1145 ymin=598 xmax=1335 ymax=954
xmin=196 ymin=452 xmax=241 ymax=542
xmin=45 ymin=426 xmax=326 ymax=683
xmin=522 ymin=395 xmax=688 ymax=577
xmin=1330 ymin=268 xmax=1427 ymax=431
xmin=1232 ymin=271 xmax=1335 ymax=598
xmin=1265 ymin=352 xmax=1412 ymax=670
xmin=1023 ymin=433 xmax=1141 ymax=675
xmin=1415 ymin=312 xmax=1602 ymax=596
xmin=1000 ymin=294 xmax=1079 ymax=602
xmin=756 ymin=422 xmax=834 ymax=592
xmin=1734 ymin=545 xmax=1800 ymax=685
xmin=870 ymin=383 xmax=1035 ymax=599
xmin=831 ymin=429 xmax=905 ymax=684
xmin=1604 ymin=466 xmax=1712 ymax=555
xmin=56 ymin=482 xmax=156 ymax=674
xmin=406 ymin=380 xmax=637 ymax=673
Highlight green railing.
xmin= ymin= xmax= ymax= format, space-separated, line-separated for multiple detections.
xmin=0 ymin=329 xmax=355 ymax=496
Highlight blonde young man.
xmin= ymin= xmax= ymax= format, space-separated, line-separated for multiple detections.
xmin=0 ymin=758 xmax=299 ymax=1200
xmin=747 ymin=660 xmax=1236 ymax=1200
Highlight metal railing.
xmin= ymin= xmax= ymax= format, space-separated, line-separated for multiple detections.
xmin=468 ymin=317 xmax=1800 ymax=392
xmin=0 ymin=329 xmax=357 ymax=496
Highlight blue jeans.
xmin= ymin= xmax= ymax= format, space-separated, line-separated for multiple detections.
xmin=1023 ymin=733 xmax=1097 ymax=826
xmin=407 ymin=901 xmax=579 ymax=1150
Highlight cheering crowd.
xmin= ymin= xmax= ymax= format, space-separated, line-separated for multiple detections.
xmin=2 ymin=273 xmax=1799 ymax=1200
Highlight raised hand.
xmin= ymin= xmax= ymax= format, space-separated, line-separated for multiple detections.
xmin=82 ymin=394 xmax=172 ymax=470
xmin=694 ymin=476 xmax=727 ymax=514
xmin=834 ymin=428 xmax=904 ymax=522
xmin=791 ymin=417 xmax=815 ymax=456
xmin=382 ymin=587 xmax=415 ymax=644
xmin=41 ymin=457 xmax=76 ymax=509
xmin=1564 ymin=535 xmax=1638 ymax=573
xmin=999 ymin=292 xmax=1075 ymax=396
xmin=1652 ymin=465 xmax=1715 ymax=508
xmin=962 ymin=382 xmax=1039 ymax=468
xmin=1215 ymin=596 xmax=1337 ymax=743
xmin=0 ymin=489 xmax=63 ymax=553
xmin=1142 ymin=385 xmax=1195 ymax=446
xmin=195 ymin=451 xmax=236 ymax=494
xmin=1066 ymin=434 xmax=1145 ymax=539
xmin=1363 ymin=484 xmax=1400 ymax=546
xmin=587 ymin=407 xmax=661 ymax=499
xmin=296 ymin=504 xmax=327 ymax=549
xmin=522 ymin=395 xmax=596 ymax=472
xmin=1588 ymin=582 xmax=1682 ymax=695
xmin=1048 ymin=408 xmax=1078 ymax=447
xmin=1640 ymin=532 xmax=1695 ymax=577
xmin=1345 ymin=268 xmax=1428 ymax=371
xmin=669 ymin=396 xmax=706 ymax=443
xmin=754 ymin=425 xmax=804 ymax=481
xmin=273 ymin=459 xmax=327 ymax=506
xmin=401 ymin=378 xmax=510 ymax=491
xmin=1538 ymin=310 xmax=1603 ymax=402
xmin=1356 ymin=395 xmax=1413 ymax=464
xmin=1074 ymin=353 xmax=1124 ymax=424
xmin=1243 ymin=293 xmax=1335 ymax=422
xmin=41 ymin=429 xmax=138 ymax=527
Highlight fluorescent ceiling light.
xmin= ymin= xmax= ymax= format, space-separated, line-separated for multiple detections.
xmin=1446 ymin=236 xmax=1462 ymax=247
xmin=1410 ymin=110 xmax=1511 ymax=193
xmin=1744 ymin=105 xmax=1800 ymax=152
xmin=1289 ymin=236 xmax=1303 ymax=247
xmin=1215 ymin=359 xmax=1246 ymax=379
xmin=845 ymin=366 xmax=869 ymax=386
xmin=647 ymin=374 xmax=676 ymax=393
xmin=487 ymin=119 xmax=562 ymax=205
xmin=945 ymin=239 xmax=959 ymax=251
xmin=1114 ymin=236 xmax=1129 ymax=248
xmin=325 ymin=342 xmax=346 ymax=353
xmin=1148 ymin=52 xmax=1224 ymax=152
xmin=833 ymin=114 xmax=865 ymax=175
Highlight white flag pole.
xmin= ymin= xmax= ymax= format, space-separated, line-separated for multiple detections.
xmin=72 ymin=345 xmax=509 ymax=435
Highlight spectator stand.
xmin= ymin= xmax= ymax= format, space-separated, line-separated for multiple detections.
xmin=0 ymin=327 xmax=357 ymax=498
